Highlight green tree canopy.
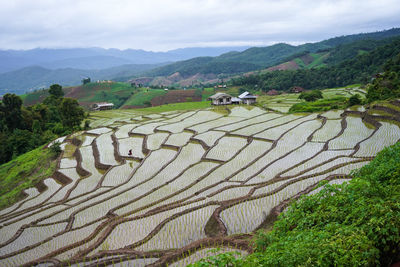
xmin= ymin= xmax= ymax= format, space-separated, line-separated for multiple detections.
xmin=298 ymin=90 xmax=323 ymax=102
xmin=59 ymin=98 xmax=84 ymax=128
xmin=48 ymin=84 xmax=64 ymax=98
xmin=1 ymin=93 xmax=23 ymax=131
xmin=348 ymin=94 xmax=362 ymax=106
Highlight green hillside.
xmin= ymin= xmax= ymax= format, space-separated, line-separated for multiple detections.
xmin=0 ymin=63 xmax=162 ymax=95
xmin=143 ymin=28 xmax=400 ymax=78
xmin=121 ymin=88 xmax=167 ymax=108
xmin=22 ymin=82 xmax=136 ymax=108
xmin=66 ymin=82 xmax=134 ymax=108
xmin=232 ymin=37 xmax=400 ymax=91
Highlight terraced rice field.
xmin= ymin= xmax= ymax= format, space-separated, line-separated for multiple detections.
xmin=1 ymin=100 xmax=400 ymax=266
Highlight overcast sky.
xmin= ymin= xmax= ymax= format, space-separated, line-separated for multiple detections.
xmin=0 ymin=0 xmax=399 ymax=51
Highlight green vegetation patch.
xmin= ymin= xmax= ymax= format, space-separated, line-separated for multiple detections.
xmin=289 ymin=96 xmax=348 ymax=113
xmin=78 ymin=82 xmax=134 ymax=108
xmin=307 ymin=53 xmax=328 ymax=69
xmin=22 ymin=90 xmax=49 ymax=106
xmin=0 ymin=145 xmax=58 ymax=210
xmin=202 ymin=87 xmax=215 ymax=101
xmin=122 ymin=89 xmax=166 ymax=107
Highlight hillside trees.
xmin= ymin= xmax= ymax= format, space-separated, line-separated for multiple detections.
xmin=366 ymin=53 xmax=400 ymax=102
xmin=48 ymin=84 xmax=64 ymax=98
xmin=0 ymin=84 xmax=85 ymax=164
xmin=231 ymin=37 xmax=400 ymax=92
xmin=1 ymin=93 xmax=23 ymax=131
xmin=60 ymin=98 xmax=84 ymax=128
xmin=298 ymin=90 xmax=323 ymax=101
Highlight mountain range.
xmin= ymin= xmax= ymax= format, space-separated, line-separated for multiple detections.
xmin=1 ymin=28 xmax=400 ymax=95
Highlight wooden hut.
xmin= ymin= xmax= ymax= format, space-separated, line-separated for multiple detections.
xmin=238 ymin=91 xmax=257 ymax=105
xmin=92 ymin=102 xmax=114 ymax=111
xmin=208 ymin=93 xmax=233 ymax=105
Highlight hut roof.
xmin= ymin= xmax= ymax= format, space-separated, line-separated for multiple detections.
xmin=238 ymin=91 xmax=257 ymax=99
xmin=208 ymin=92 xmax=232 ymax=100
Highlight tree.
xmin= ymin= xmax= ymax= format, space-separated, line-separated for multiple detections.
xmin=48 ymin=84 xmax=64 ymax=98
xmin=348 ymin=94 xmax=362 ymax=106
xmin=298 ymin=90 xmax=323 ymax=102
xmin=1 ymin=93 xmax=23 ymax=131
xmin=59 ymin=98 xmax=84 ymax=129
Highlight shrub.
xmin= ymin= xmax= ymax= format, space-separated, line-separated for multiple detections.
xmin=49 ymin=141 xmax=62 ymax=158
xmin=348 ymin=94 xmax=362 ymax=106
xmin=298 ymin=90 xmax=323 ymax=102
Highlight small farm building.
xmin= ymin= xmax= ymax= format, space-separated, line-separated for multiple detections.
xmin=208 ymin=93 xmax=232 ymax=105
xmin=92 ymin=102 xmax=114 ymax=111
xmin=238 ymin=91 xmax=257 ymax=105
xmin=290 ymin=86 xmax=305 ymax=93
xmin=231 ymin=97 xmax=243 ymax=104
xmin=267 ymin=89 xmax=279 ymax=96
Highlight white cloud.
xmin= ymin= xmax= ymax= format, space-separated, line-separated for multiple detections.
xmin=0 ymin=0 xmax=399 ymax=50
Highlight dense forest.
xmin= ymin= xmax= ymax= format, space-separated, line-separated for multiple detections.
xmin=231 ymin=37 xmax=400 ymax=91
xmin=0 ymin=84 xmax=85 ymax=164
xmin=366 ymin=51 xmax=400 ymax=102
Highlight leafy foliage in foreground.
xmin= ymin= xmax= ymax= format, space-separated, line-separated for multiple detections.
xmin=0 ymin=145 xmax=58 ymax=210
xmin=192 ymin=142 xmax=400 ymax=266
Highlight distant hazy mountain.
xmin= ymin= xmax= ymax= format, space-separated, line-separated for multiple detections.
xmin=0 ymin=46 xmax=250 ymax=73
xmin=0 ymin=63 xmax=166 ymax=96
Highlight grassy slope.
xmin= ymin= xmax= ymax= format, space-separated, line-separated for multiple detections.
xmin=202 ymin=87 xmax=215 ymax=101
xmin=0 ymin=145 xmax=58 ymax=210
xmin=121 ymin=88 xmax=167 ymax=107
xmin=21 ymin=89 xmax=50 ymax=106
xmin=71 ymin=82 xmax=134 ymax=108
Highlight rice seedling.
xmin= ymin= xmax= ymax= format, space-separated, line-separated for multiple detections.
xmin=118 ymin=136 xmax=146 ymax=158
xmin=158 ymin=111 xmax=223 ymax=133
xmin=164 ymin=132 xmax=193 ymax=147
xmin=114 ymin=123 xmax=139 ymax=139
xmin=215 ymin=113 xmax=281 ymax=132
xmin=59 ymin=157 xmax=77 ymax=168
xmin=206 ymin=136 xmax=248 ymax=162
xmin=188 ymin=116 xmax=244 ymax=134
xmin=101 ymin=161 xmax=139 ymax=187
xmin=95 ymin=132 xmax=120 ymax=166
xmin=354 ymin=122 xmax=400 ymax=157
xmin=281 ymin=150 xmax=353 ymax=177
xmin=228 ymin=106 xmax=266 ymax=118
xmin=320 ymin=110 xmax=344 ymax=119
xmin=146 ymin=132 xmax=169 ymax=150
xmin=86 ymin=127 xmax=112 ymax=135
xmin=131 ymin=122 xmax=167 ymax=135
xmin=328 ymin=116 xmax=375 ymax=149
xmin=311 ymin=119 xmax=343 ymax=142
